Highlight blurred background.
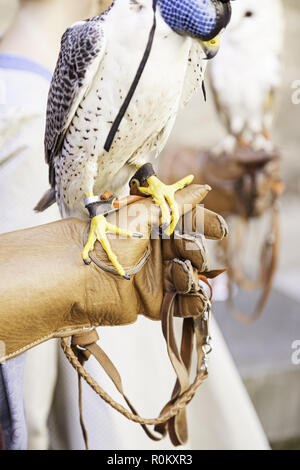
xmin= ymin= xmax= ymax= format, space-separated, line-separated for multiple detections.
xmin=0 ymin=0 xmax=299 ymax=451
xmin=162 ymin=0 xmax=300 ymax=450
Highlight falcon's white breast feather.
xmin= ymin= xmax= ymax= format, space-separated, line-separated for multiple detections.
xmin=54 ymin=1 xmax=206 ymax=218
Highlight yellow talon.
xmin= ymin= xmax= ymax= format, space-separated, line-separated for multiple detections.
xmin=82 ymin=214 xmax=136 ymax=279
xmin=138 ymin=174 xmax=194 ymax=236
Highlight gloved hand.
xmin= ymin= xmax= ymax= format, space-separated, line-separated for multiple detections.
xmin=0 ymin=184 xmax=227 ymax=361
xmin=0 ymin=184 xmax=228 ymax=447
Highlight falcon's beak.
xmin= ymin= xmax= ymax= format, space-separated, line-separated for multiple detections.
xmin=199 ymin=32 xmax=222 ymax=60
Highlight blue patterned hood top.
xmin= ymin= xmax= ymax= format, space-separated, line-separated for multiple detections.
xmin=158 ymin=0 xmax=232 ymax=41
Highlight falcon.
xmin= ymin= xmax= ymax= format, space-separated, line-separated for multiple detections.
xmin=209 ymin=0 xmax=284 ymax=154
xmin=36 ymin=0 xmax=232 ymax=278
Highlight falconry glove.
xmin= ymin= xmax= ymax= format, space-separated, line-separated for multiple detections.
xmin=0 ymin=184 xmax=228 ymax=447
xmin=161 ymin=146 xmax=283 ymax=323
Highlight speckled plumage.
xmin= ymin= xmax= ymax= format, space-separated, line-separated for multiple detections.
xmin=43 ymin=0 xmax=222 ymax=220
xmin=45 ymin=16 xmax=107 ymax=189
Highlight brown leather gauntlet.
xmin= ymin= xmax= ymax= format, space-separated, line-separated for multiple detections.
xmin=0 ymin=184 xmax=227 ymax=361
xmin=0 ymin=184 xmax=228 ymax=447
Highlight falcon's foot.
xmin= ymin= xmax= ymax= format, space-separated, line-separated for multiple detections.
xmin=212 ymin=135 xmax=238 ymax=156
xmin=82 ymin=214 xmax=142 ymax=280
xmin=131 ymin=165 xmax=194 ymax=236
xmin=252 ymin=132 xmax=274 ymax=153
xmin=212 ymin=132 xmax=274 ymax=155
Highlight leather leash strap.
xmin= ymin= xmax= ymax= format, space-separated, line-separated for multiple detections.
xmin=155 ymin=292 xmax=211 ymax=445
xmin=0 ymin=424 xmax=5 ymax=451
xmin=61 ymin=292 xmax=210 ymax=449
xmin=154 ymin=293 xmax=195 ymax=445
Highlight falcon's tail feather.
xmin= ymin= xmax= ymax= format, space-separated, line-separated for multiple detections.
xmin=34 ymin=188 xmax=56 ymax=212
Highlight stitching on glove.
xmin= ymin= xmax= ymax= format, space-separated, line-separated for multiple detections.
xmin=0 ymin=326 xmax=90 ymax=363
xmin=83 ymin=225 xmax=152 ymax=276
xmin=172 ymin=259 xmax=194 ymax=294
xmin=175 ymin=232 xmax=210 ymax=273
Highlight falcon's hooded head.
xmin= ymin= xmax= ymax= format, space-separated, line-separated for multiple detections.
xmin=158 ymin=0 xmax=232 ymax=58
xmin=104 ymin=0 xmax=234 ymax=152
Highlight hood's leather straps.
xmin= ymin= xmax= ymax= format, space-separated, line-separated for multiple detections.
xmin=223 ymin=203 xmax=280 ymax=323
xmin=61 ymin=289 xmax=211 ymax=449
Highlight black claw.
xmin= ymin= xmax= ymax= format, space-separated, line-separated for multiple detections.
xmin=150 ymin=226 xmax=161 ymax=239
xmin=123 ymin=274 xmax=131 ymax=281
xmin=83 ymin=258 xmax=92 ymax=265
xmin=132 ymin=232 xmax=143 ymax=239
xmin=151 ymin=225 xmax=171 ymax=240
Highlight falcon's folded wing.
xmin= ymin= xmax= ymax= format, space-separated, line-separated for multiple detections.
xmin=45 ymin=18 xmax=106 ymax=188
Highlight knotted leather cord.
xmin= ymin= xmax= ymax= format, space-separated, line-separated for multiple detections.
xmin=72 ymin=330 xmax=163 ymax=448
xmin=61 ymin=290 xmax=210 ymax=449
xmin=223 ymin=203 xmax=280 ymax=323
